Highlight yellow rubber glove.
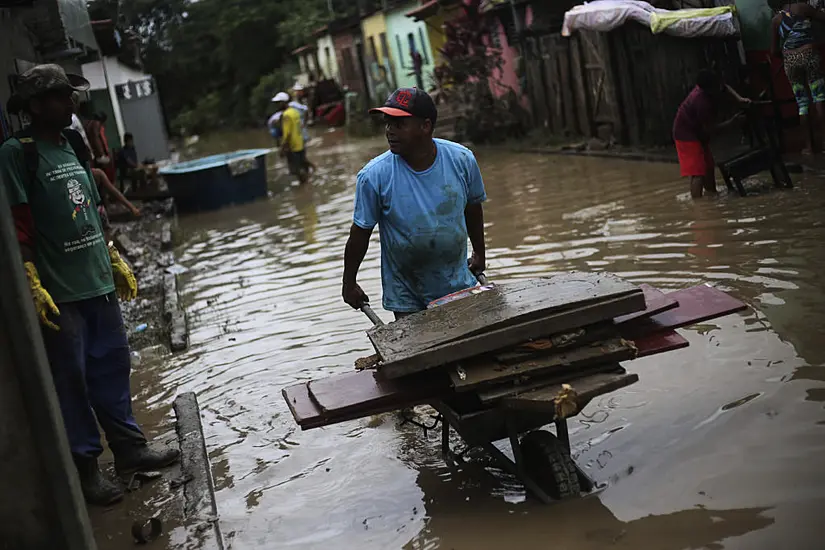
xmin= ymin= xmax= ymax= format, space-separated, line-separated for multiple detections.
xmin=108 ymin=243 xmax=138 ymax=301
xmin=24 ymin=261 xmax=61 ymax=331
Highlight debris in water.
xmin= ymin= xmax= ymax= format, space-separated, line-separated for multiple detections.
xmin=165 ymin=263 xmax=189 ymax=275
xmin=555 ymin=384 xmax=579 ymax=419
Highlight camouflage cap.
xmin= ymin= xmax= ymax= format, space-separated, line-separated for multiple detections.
xmin=14 ymin=63 xmax=90 ymax=101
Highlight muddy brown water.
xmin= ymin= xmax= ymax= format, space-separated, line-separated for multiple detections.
xmin=126 ymin=129 xmax=825 ymax=549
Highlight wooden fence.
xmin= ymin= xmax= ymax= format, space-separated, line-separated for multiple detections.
xmin=523 ymin=22 xmax=742 ymax=147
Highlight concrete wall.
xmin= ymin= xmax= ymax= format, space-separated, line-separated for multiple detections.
xmin=81 ymin=58 xmax=147 ymax=90
xmin=0 ymin=322 xmax=63 ymax=548
xmin=0 ymin=8 xmax=39 ymax=139
xmin=0 ymin=169 xmax=96 ymax=550
xmin=385 ymin=1 xmax=437 ymax=90
xmin=81 ymin=57 xmax=149 ymax=145
xmin=316 ymin=34 xmax=340 ymax=83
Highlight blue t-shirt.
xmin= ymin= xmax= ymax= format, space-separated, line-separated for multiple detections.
xmin=353 ymin=138 xmax=487 ymax=312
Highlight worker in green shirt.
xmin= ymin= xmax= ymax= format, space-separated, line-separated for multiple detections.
xmin=0 ymin=64 xmax=179 ymax=506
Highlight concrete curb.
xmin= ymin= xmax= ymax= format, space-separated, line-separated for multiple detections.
xmin=174 ymin=392 xmax=224 ymax=549
xmin=498 ymin=145 xmax=679 ymax=164
xmin=164 ymin=272 xmax=189 ymax=352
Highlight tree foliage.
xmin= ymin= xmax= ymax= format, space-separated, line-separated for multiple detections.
xmin=87 ymin=0 xmax=338 ymax=133
xmin=433 ymin=0 xmax=526 ymax=143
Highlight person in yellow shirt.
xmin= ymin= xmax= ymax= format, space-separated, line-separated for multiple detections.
xmin=272 ymin=92 xmax=309 ymax=184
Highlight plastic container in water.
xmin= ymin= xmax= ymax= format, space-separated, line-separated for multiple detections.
xmin=158 ymin=149 xmax=271 ymax=212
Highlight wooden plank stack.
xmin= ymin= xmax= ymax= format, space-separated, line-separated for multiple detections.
xmin=283 ymin=274 xmax=748 ymax=430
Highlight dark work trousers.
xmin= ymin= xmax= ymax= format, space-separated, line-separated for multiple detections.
xmin=41 ymin=292 xmax=145 ymax=459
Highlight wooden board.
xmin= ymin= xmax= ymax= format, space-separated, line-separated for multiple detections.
xmin=621 ymin=285 xmax=748 ymax=339
xmin=283 ymin=382 xmax=323 ymax=429
xmin=450 ymin=337 xmax=637 ymax=392
xmin=614 ymin=284 xmax=678 ymax=324
xmin=503 ymin=372 xmax=639 ymax=413
xmin=378 ymin=291 xmax=644 ymax=380
xmin=283 ymin=370 xmax=449 ymax=430
xmin=307 ymin=370 xmax=447 ymax=417
xmin=633 ymin=330 xmax=689 ymax=358
xmin=569 ymin=34 xmax=592 ymax=136
xmin=369 ymin=273 xmax=642 ymax=365
xmin=284 ymin=330 xmax=691 ymax=431
xmin=492 ymin=285 xmax=676 ymax=365
xmin=493 ymin=322 xmax=618 ymax=365
xmin=477 ymin=363 xmax=624 ymax=404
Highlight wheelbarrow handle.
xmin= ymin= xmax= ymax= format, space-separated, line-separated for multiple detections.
xmin=360 ymin=303 xmax=384 ymax=326
xmin=360 ymin=272 xmax=489 ymax=326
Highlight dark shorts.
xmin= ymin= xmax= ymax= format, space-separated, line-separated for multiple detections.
xmin=286 ymin=150 xmax=309 ymax=175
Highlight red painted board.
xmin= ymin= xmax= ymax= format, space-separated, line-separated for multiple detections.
xmin=621 ymin=285 xmax=747 ymax=339
xmin=283 ymin=370 xmax=448 ymax=430
xmin=283 ymin=382 xmax=323 ymax=428
xmin=632 ymin=330 xmax=689 ymax=358
xmin=614 ymin=284 xmax=678 ymax=324
xmin=307 ymin=370 xmax=448 ymax=417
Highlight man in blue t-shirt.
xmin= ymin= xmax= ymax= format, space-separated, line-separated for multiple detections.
xmin=342 ymin=88 xmax=487 ymax=318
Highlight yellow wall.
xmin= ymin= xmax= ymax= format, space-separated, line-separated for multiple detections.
xmin=361 ymin=12 xmax=392 ymax=66
xmin=361 ymin=12 xmax=396 ymax=95
xmin=422 ymin=5 xmax=460 ymax=67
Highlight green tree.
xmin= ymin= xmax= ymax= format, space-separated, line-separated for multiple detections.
xmin=88 ymin=0 xmax=341 ymax=133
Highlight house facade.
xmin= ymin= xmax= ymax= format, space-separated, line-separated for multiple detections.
xmin=361 ymin=10 xmax=396 ymax=103
xmin=385 ymin=0 xmax=437 ymax=90
xmin=315 ymin=29 xmax=340 ymax=83
xmin=1 ymin=0 xmax=98 ymax=141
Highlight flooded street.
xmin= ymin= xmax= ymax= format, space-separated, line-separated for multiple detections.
xmin=146 ymin=130 xmax=825 ymax=549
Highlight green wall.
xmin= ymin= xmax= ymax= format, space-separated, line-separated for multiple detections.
xmin=88 ymin=90 xmax=121 ymax=150
xmin=736 ymin=0 xmax=774 ymax=52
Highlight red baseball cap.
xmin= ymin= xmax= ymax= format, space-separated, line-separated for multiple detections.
xmin=370 ymin=87 xmax=438 ymax=123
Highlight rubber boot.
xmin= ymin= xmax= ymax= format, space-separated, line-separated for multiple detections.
xmin=115 ymin=443 xmax=180 ymax=475
xmin=74 ymin=456 xmax=124 ymax=506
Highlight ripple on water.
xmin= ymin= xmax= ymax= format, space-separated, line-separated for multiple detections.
xmin=142 ymin=133 xmax=825 ymax=549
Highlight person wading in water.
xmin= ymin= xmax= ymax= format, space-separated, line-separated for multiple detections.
xmin=342 ymin=88 xmax=487 ymax=319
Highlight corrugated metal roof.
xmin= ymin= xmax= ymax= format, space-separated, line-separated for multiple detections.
xmin=19 ymin=0 xmax=97 ymax=56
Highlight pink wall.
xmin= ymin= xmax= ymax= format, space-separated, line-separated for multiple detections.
xmin=487 ymin=6 xmax=532 ymax=103
xmin=489 ymin=20 xmax=521 ymax=98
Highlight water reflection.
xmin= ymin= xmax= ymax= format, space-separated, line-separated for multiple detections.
xmin=129 ymin=129 xmax=825 ymax=548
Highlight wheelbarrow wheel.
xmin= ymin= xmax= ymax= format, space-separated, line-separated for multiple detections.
xmin=520 ymin=430 xmax=581 ymax=500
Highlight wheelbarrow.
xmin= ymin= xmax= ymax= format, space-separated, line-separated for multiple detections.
xmin=356 ymin=274 xmax=632 ymax=503
xmin=284 ymin=277 xmax=746 ymax=504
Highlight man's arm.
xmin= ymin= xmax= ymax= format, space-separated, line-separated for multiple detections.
xmin=465 ymin=203 xmax=485 ymax=275
xmin=464 ymin=151 xmax=487 ymax=276
xmin=342 ymin=224 xmax=372 ymax=309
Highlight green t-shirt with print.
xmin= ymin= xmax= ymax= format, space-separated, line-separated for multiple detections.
xmin=0 ymin=135 xmax=115 ymax=303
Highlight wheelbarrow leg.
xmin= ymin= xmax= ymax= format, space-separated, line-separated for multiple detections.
xmin=441 ymin=421 xmax=455 ymax=467
xmin=555 ymin=418 xmax=596 ymax=492
xmin=555 ymin=418 xmax=570 ymax=449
